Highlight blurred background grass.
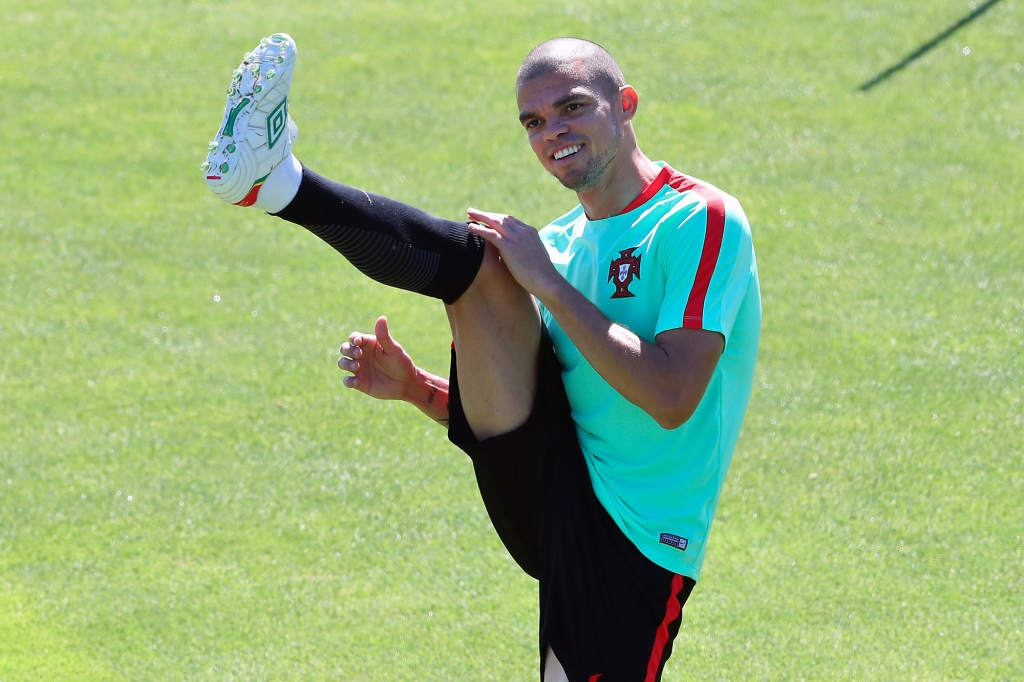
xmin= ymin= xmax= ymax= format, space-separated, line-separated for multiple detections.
xmin=0 ymin=0 xmax=1021 ymax=679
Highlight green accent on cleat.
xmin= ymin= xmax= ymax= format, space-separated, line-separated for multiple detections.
xmin=274 ymin=55 xmax=284 ymax=64
xmin=226 ymin=143 xmax=236 ymax=153
xmin=250 ymin=63 xmax=260 ymax=73
xmin=232 ymin=69 xmax=243 ymax=81
xmin=272 ymin=34 xmax=284 ymax=41
xmin=220 ymin=162 xmax=230 ymax=173
xmin=266 ymin=96 xmax=288 ymax=150
xmin=201 ymin=161 xmax=211 ymax=172
xmin=253 ymin=84 xmax=263 ymax=94
xmin=208 ymin=141 xmax=219 ymax=151
xmin=221 ymin=97 xmax=251 ymax=137
xmin=260 ymin=38 xmax=269 ymax=47
xmin=266 ymin=69 xmax=275 ymax=79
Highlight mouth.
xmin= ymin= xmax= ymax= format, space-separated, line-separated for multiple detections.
xmin=552 ymin=144 xmax=583 ymax=161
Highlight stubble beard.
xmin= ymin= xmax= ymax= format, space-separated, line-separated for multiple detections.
xmin=555 ymin=126 xmax=623 ymax=192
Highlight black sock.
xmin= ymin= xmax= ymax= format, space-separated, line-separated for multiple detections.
xmin=271 ymin=166 xmax=485 ymax=305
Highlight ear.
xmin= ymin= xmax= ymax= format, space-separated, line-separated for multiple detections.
xmin=619 ymin=85 xmax=639 ymax=122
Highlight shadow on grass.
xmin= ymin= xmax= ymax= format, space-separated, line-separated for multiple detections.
xmin=859 ymin=0 xmax=1005 ymax=92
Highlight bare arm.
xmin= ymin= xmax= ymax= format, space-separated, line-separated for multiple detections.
xmin=537 ymin=281 xmax=722 ymax=428
xmin=467 ymin=209 xmax=722 ymax=429
xmin=339 ymin=316 xmax=450 ymax=427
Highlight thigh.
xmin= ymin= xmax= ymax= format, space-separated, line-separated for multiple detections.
xmin=446 ymin=241 xmax=542 ymax=441
xmin=447 ymin=326 xmax=575 ymax=580
xmin=540 ymin=442 xmax=697 ymax=682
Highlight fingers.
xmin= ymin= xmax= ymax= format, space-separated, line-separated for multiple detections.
xmin=468 ymin=206 xmax=501 ymax=221
xmin=341 ymin=326 xmax=381 ymax=358
xmin=342 ymin=375 xmax=360 ymax=389
xmin=338 ymin=356 xmax=359 ymax=373
xmin=339 ymin=341 xmax=362 ymax=360
xmin=467 ymin=208 xmax=534 ymax=243
xmin=374 ymin=316 xmax=394 ymax=350
xmin=466 ymin=222 xmax=502 ymax=244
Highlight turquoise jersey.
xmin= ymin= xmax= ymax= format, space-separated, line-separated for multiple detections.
xmin=537 ymin=163 xmax=761 ymax=579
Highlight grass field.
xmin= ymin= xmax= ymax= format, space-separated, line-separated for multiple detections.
xmin=1 ymin=0 xmax=1022 ymax=679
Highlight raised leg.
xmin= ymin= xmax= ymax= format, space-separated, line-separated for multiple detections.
xmin=446 ymin=242 xmax=542 ymax=440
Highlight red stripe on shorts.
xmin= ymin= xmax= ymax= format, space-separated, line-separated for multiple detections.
xmin=644 ymin=573 xmax=685 ymax=682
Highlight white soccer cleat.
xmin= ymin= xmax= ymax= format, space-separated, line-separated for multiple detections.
xmin=202 ymin=33 xmax=299 ymax=206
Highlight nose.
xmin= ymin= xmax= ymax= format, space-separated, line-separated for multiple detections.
xmin=543 ymin=117 xmax=569 ymax=141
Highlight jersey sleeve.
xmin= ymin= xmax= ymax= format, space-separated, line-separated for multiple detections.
xmin=654 ymin=194 xmax=754 ymax=344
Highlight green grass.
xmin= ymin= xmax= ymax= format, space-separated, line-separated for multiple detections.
xmin=1 ymin=0 xmax=1022 ymax=679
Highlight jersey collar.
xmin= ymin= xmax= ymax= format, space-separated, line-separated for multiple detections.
xmin=616 ymin=164 xmax=673 ymax=216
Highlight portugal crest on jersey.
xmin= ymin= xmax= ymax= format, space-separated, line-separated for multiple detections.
xmin=608 ymin=247 xmax=642 ymax=298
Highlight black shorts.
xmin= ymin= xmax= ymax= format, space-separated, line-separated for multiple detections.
xmin=447 ymin=327 xmax=696 ymax=682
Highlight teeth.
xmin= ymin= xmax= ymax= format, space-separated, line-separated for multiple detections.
xmin=554 ymin=145 xmax=581 ymax=160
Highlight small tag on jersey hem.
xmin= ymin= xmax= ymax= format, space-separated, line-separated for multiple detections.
xmin=660 ymin=533 xmax=688 ymax=550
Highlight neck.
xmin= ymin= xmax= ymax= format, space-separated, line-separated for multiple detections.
xmin=576 ymin=143 xmax=661 ymax=220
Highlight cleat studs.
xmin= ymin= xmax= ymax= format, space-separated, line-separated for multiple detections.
xmin=274 ymin=55 xmax=284 ymax=64
xmin=249 ymin=63 xmax=260 ymax=73
xmin=220 ymin=162 xmax=230 ymax=173
xmin=253 ymin=84 xmax=263 ymax=94
xmin=226 ymin=143 xmax=236 ymax=153
xmin=272 ymin=34 xmax=284 ymax=42
xmin=208 ymin=140 xmax=219 ymax=151
xmin=227 ymin=86 xmax=237 ymax=96
xmin=232 ymin=69 xmax=243 ymax=81
xmin=200 ymin=161 xmax=211 ymax=172
xmin=245 ymin=52 xmax=253 ymax=61
xmin=260 ymin=38 xmax=269 ymax=47
xmin=266 ymin=69 xmax=275 ymax=79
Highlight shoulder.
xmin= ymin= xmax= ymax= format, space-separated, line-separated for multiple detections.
xmin=656 ymin=168 xmax=751 ymax=244
xmin=539 ymin=203 xmax=586 ymax=241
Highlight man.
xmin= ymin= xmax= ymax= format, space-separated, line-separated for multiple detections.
xmin=202 ymin=33 xmax=760 ymax=682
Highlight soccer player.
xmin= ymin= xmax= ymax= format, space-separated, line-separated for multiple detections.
xmin=203 ymin=33 xmax=760 ymax=682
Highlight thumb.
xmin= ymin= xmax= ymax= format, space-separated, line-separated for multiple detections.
xmin=374 ymin=316 xmax=396 ymax=351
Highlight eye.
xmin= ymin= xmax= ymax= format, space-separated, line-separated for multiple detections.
xmin=566 ymin=102 xmax=582 ymax=112
xmin=524 ymin=119 xmax=540 ymax=129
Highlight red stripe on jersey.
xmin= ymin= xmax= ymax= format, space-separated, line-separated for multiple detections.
xmin=659 ymin=165 xmax=727 ymax=329
xmin=644 ymin=573 xmax=685 ymax=682
xmin=619 ymin=165 xmax=673 ymax=214
xmin=614 ymin=164 xmax=727 ymax=329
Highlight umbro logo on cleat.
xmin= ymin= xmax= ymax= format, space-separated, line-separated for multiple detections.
xmin=267 ymin=97 xmax=288 ymax=150
xmin=204 ymin=33 xmax=297 ymax=205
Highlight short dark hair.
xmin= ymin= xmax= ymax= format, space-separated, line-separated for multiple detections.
xmin=517 ymin=38 xmax=626 ymax=100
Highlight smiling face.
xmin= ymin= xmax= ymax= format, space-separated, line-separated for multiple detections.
xmin=517 ymin=70 xmax=628 ymax=192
